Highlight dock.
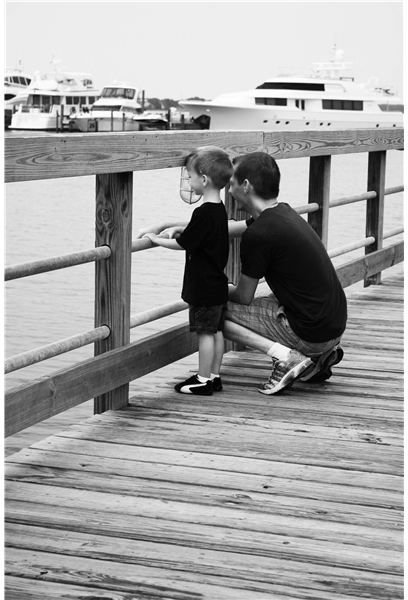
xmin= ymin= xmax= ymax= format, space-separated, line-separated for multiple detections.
xmin=5 ymin=267 xmax=403 ymax=599
xmin=4 ymin=127 xmax=404 ymax=599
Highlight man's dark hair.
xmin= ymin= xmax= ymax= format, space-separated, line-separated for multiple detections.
xmin=233 ymin=152 xmax=280 ymax=199
xmin=184 ymin=146 xmax=233 ymax=190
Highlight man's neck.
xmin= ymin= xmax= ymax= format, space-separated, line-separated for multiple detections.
xmin=250 ymin=196 xmax=279 ymax=218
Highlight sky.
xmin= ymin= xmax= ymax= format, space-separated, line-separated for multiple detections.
xmin=4 ymin=1 xmax=405 ymax=100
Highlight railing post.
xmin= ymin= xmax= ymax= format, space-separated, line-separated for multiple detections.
xmin=365 ymin=151 xmax=386 ymax=286
xmin=224 ymin=185 xmax=247 ymax=352
xmin=94 ymin=172 xmax=133 ymax=413
xmin=307 ymin=155 xmax=331 ymax=247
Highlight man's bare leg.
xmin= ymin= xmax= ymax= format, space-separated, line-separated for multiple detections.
xmin=223 ymin=320 xmax=275 ymax=354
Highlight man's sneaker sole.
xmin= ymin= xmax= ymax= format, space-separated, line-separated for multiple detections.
xmin=301 ymin=347 xmax=344 ymax=383
xmin=259 ymin=357 xmax=313 ymax=395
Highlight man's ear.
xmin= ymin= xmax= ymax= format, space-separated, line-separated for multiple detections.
xmin=243 ymin=179 xmax=251 ymax=193
xmin=202 ymin=174 xmax=208 ymax=186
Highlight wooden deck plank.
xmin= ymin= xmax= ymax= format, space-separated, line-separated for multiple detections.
xmin=5 ymin=546 xmax=403 ymax=600
xmin=5 ymin=269 xmax=404 ymax=599
xmin=5 ymin=468 xmax=402 ymax=530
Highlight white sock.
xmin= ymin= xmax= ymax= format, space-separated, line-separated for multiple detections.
xmin=197 ymin=374 xmax=210 ymax=383
xmin=210 ymin=373 xmax=219 ymax=380
xmin=267 ymin=342 xmax=291 ymax=361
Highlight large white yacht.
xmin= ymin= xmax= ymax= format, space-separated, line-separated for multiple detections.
xmin=9 ymin=68 xmax=100 ymax=131
xmin=70 ymin=82 xmax=168 ymax=132
xmin=180 ymin=49 xmax=403 ymax=131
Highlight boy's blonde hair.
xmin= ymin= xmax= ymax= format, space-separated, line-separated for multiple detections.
xmin=184 ymin=146 xmax=233 ymax=190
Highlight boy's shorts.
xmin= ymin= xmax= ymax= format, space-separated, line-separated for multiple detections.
xmin=189 ymin=304 xmax=226 ymax=334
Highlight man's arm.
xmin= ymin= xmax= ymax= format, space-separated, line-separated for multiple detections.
xmin=228 ymin=274 xmax=258 ymax=305
xmin=142 ymin=232 xmax=184 ymax=250
xmin=228 ymin=219 xmax=248 ymax=239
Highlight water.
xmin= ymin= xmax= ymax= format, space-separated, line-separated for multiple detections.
xmin=5 ymin=148 xmax=404 ymax=390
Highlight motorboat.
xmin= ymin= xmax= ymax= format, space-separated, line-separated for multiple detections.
xmin=70 ymin=83 xmax=168 ymax=132
xmin=9 ymin=68 xmax=100 ymax=131
xmin=180 ymin=48 xmax=403 ymax=131
xmin=4 ymin=64 xmax=32 ymax=127
xmin=4 ymin=65 xmax=32 ymax=101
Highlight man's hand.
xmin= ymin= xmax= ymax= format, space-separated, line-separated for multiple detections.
xmin=228 ymin=275 xmax=258 ymax=305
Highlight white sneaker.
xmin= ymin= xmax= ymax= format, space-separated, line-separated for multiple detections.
xmin=259 ymin=350 xmax=313 ymax=395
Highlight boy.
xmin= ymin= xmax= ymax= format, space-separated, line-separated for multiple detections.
xmin=143 ymin=146 xmax=232 ymax=395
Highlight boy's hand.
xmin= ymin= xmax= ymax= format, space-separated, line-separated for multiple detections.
xmin=142 ymin=232 xmax=159 ymax=244
xmin=135 ymin=225 xmax=162 ymax=239
xmin=159 ymin=226 xmax=183 ymax=239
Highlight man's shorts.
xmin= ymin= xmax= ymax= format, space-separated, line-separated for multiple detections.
xmin=226 ymin=282 xmax=341 ymax=359
xmin=189 ymin=304 xmax=226 ymax=334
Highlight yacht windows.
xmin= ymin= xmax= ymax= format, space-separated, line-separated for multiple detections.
xmin=378 ymin=104 xmax=404 ymax=112
xmin=29 ymin=94 xmax=54 ymax=106
xmin=66 ymin=96 xmax=82 ymax=105
xmin=295 ymin=100 xmax=305 ymax=110
xmin=322 ymin=99 xmax=363 ymax=111
xmin=255 ymin=97 xmax=287 ymax=106
xmin=256 ymin=82 xmax=325 ymax=91
xmin=101 ymin=87 xmax=136 ymax=99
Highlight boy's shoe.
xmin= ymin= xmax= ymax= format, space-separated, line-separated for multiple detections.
xmin=259 ymin=350 xmax=314 ymax=395
xmin=175 ymin=374 xmax=213 ymax=395
xmin=212 ymin=376 xmax=223 ymax=392
xmin=300 ymin=346 xmax=344 ymax=383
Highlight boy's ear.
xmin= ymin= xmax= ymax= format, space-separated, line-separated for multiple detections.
xmin=243 ymin=179 xmax=251 ymax=193
xmin=202 ymin=174 xmax=209 ymax=186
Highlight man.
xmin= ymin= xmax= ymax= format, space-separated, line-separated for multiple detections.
xmin=224 ymin=152 xmax=347 ymax=394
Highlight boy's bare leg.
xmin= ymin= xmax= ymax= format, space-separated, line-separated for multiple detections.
xmin=211 ymin=331 xmax=224 ymax=375
xmin=198 ymin=333 xmax=215 ymax=379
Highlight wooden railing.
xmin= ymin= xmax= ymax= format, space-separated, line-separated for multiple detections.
xmin=4 ymin=128 xmax=404 ymax=436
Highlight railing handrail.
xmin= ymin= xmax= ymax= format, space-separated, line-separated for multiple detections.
xmin=5 ymin=128 xmax=403 ymax=183
xmin=5 ymin=185 xmax=404 ymax=281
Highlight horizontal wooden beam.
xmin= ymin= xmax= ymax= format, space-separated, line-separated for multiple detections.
xmin=263 ymin=129 xmax=403 ymax=160
xmin=336 ymin=242 xmax=404 ymax=288
xmin=5 ymin=128 xmax=403 ymax=183
xmin=5 ymin=322 xmax=197 ymax=437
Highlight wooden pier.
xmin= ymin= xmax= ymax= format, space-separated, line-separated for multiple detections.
xmin=4 ymin=128 xmax=404 ymax=598
xmin=5 ymin=267 xmax=403 ymax=599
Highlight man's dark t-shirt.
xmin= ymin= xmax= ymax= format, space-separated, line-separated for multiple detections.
xmin=177 ymin=202 xmax=229 ymax=306
xmin=242 ymin=203 xmax=347 ymax=342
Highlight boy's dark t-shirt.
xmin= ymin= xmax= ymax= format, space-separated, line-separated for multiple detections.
xmin=177 ymin=202 xmax=229 ymax=306
xmin=241 ymin=203 xmax=347 ymax=343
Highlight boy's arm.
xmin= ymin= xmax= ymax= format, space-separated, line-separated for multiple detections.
xmin=135 ymin=220 xmax=188 ymax=239
xmin=143 ymin=232 xmax=183 ymax=250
